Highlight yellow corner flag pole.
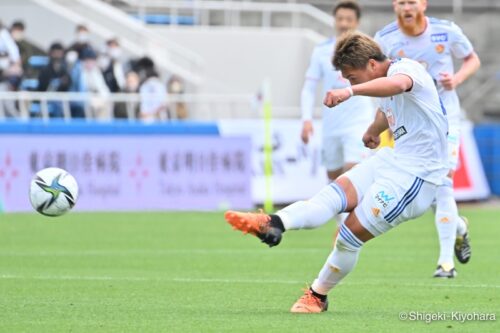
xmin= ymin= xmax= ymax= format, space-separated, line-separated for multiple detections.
xmin=262 ymin=79 xmax=274 ymax=213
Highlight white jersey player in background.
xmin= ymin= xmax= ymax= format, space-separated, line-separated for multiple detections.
xmin=374 ymin=0 xmax=480 ymax=278
xmin=225 ymin=32 xmax=449 ymax=313
xmin=301 ymin=0 xmax=373 ymax=184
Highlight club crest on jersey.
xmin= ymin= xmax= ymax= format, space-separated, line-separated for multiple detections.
xmin=430 ymin=33 xmax=448 ymax=43
xmin=435 ymin=44 xmax=445 ymax=54
xmin=393 ymin=126 xmax=407 ymax=140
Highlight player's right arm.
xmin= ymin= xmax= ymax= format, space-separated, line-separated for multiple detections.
xmin=362 ymin=108 xmax=388 ymax=149
xmin=324 ymin=74 xmax=413 ymax=108
xmin=300 ymin=47 xmax=322 ymax=144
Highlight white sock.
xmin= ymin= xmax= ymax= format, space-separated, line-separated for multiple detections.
xmin=457 ymin=216 xmax=467 ymax=236
xmin=277 ymin=182 xmax=347 ymax=230
xmin=335 ymin=213 xmax=348 ymax=227
xmin=435 ymin=178 xmax=459 ymax=266
xmin=311 ymin=223 xmax=362 ymax=295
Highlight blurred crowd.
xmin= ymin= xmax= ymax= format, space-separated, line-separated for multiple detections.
xmin=0 ymin=20 xmax=187 ymax=121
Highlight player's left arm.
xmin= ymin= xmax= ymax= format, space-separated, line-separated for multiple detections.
xmin=362 ymin=108 xmax=388 ymax=149
xmin=439 ymin=51 xmax=481 ymax=90
xmin=323 ymin=74 xmax=413 ymax=108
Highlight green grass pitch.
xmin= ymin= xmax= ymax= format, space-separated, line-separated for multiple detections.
xmin=0 ymin=208 xmax=498 ymax=332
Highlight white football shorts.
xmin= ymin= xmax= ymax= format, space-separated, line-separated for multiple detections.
xmin=343 ymin=149 xmax=437 ymax=236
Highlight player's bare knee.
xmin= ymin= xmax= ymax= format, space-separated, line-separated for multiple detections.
xmin=334 ymin=177 xmax=358 ymax=211
xmin=344 ymin=212 xmax=375 ymax=243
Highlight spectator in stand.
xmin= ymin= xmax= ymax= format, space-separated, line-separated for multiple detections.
xmin=135 ymin=57 xmax=167 ymax=122
xmin=66 ymin=24 xmax=95 ymax=67
xmin=10 ymin=20 xmax=45 ymax=78
xmin=0 ymin=21 xmax=22 ymax=116
xmin=99 ymin=38 xmax=126 ymax=93
xmin=0 ymin=21 xmax=22 ymax=91
xmin=70 ymin=47 xmax=110 ymax=119
xmin=37 ymin=42 xmax=72 ymax=117
xmin=167 ymin=75 xmax=187 ymax=119
xmin=124 ymin=71 xmax=140 ymax=93
xmin=113 ymin=70 xmax=140 ymax=119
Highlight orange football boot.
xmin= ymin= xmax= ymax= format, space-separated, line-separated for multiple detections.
xmin=290 ymin=289 xmax=328 ymax=313
xmin=224 ymin=210 xmax=282 ymax=247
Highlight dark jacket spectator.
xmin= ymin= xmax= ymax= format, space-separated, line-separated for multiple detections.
xmin=100 ymin=38 xmax=125 ymax=93
xmin=37 ymin=42 xmax=71 ymax=92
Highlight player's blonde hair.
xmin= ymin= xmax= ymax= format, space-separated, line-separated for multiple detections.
xmin=333 ymin=31 xmax=387 ymax=70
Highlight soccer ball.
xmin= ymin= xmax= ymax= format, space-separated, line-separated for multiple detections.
xmin=29 ymin=167 xmax=79 ymax=217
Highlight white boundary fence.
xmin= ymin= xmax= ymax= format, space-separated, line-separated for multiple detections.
xmin=0 ymin=92 xmax=257 ymax=121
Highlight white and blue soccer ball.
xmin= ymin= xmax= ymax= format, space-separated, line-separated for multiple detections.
xmin=29 ymin=167 xmax=79 ymax=217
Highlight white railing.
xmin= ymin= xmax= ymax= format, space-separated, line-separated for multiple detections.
xmin=0 ymin=92 xmax=257 ymax=122
xmin=118 ymin=0 xmax=333 ymax=33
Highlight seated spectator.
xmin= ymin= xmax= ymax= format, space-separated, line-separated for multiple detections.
xmin=38 ymin=42 xmax=71 ymax=92
xmin=167 ymin=75 xmax=187 ymax=119
xmin=136 ymin=57 xmax=167 ymax=122
xmin=37 ymin=42 xmax=72 ymax=117
xmin=10 ymin=20 xmax=45 ymax=78
xmin=99 ymin=38 xmax=126 ymax=93
xmin=124 ymin=71 xmax=140 ymax=93
xmin=113 ymin=70 xmax=140 ymax=119
xmin=70 ymin=48 xmax=110 ymax=119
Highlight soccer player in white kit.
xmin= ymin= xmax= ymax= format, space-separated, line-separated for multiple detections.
xmin=225 ymin=32 xmax=449 ymax=313
xmin=301 ymin=0 xmax=373 ymax=183
xmin=374 ymin=0 xmax=480 ymax=278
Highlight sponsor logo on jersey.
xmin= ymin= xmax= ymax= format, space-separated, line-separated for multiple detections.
xmin=435 ymin=44 xmax=445 ymax=54
xmin=430 ymin=33 xmax=448 ymax=43
xmin=386 ymin=108 xmax=395 ymax=127
xmin=393 ymin=126 xmax=407 ymax=140
xmin=375 ymin=191 xmax=394 ymax=208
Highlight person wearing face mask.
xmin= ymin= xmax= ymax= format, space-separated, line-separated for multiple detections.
xmin=100 ymin=38 xmax=126 ymax=93
xmin=67 ymin=24 xmax=95 ymax=61
xmin=0 ymin=21 xmax=22 ymax=92
xmin=10 ymin=20 xmax=45 ymax=78
xmin=37 ymin=42 xmax=72 ymax=117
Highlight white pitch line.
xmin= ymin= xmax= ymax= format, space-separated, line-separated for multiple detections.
xmin=0 ymin=274 xmax=499 ymax=289
xmin=0 ymin=249 xmax=327 ymax=256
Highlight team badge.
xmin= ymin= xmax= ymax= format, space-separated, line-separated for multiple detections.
xmin=435 ymin=44 xmax=445 ymax=54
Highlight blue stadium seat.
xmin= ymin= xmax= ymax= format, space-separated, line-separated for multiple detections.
xmin=130 ymin=13 xmax=196 ymax=25
xmin=28 ymin=55 xmax=50 ymax=68
xmin=19 ymin=79 xmax=39 ymax=91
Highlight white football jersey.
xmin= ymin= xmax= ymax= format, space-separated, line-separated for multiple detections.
xmin=374 ymin=17 xmax=474 ymax=126
xmin=303 ymin=38 xmax=374 ymax=136
xmin=379 ymin=58 xmax=448 ymax=184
